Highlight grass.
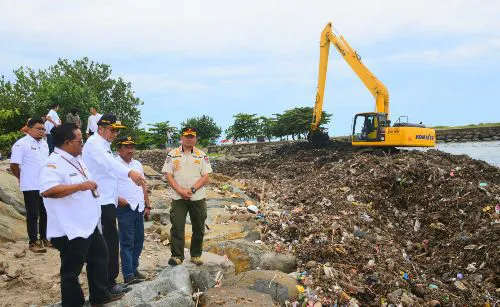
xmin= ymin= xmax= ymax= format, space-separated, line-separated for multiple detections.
xmin=432 ymin=122 xmax=500 ymax=130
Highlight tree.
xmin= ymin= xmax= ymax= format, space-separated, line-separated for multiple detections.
xmin=0 ymin=57 xmax=143 ymax=133
xmin=275 ymin=107 xmax=331 ymax=139
xmin=181 ymin=115 xmax=221 ymax=147
xmin=225 ymin=113 xmax=260 ymax=142
xmin=258 ymin=116 xmax=276 ymax=141
xmin=147 ymin=121 xmax=177 ymax=148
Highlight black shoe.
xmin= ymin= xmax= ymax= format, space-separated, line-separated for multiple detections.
xmin=108 ymin=284 xmax=128 ymax=295
xmin=124 ymin=275 xmax=142 ymax=285
xmin=90 ymin=291 xmax=124 ymax=306
xmin=134 ymin=271 xmax=147 ymax=281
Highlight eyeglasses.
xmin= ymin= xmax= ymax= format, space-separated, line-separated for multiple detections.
xmin=31 ymin=128 xmax=46 ymax=132
xmin=106 ymin=127 xmax=121 ymax=134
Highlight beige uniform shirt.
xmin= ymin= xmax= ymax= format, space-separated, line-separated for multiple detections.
xmin=162 ymin=146 xmax=212 ymax=201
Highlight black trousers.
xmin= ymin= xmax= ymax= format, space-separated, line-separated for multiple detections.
xmin=101 ymin=204 xmax=120 ymax=287
xmin=51 ymin=227 xmax=109 ymax=307
xmin=22 ymin=190 xmax=47 ymax=244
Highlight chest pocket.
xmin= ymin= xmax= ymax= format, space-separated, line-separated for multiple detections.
xmin=68 ymin=173 xmax=85 ymax=185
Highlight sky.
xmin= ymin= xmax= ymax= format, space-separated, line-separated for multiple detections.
xmin=1 ymin=0 xmax=499 ymax=137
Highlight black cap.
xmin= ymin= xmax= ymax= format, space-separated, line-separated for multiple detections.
xmin=97 ymin=114 xmax=126 ymax=129
xmin=117 ymin=136 xmax=136 ymax=145
xmin=182 ymin=127 xmax=197 ymax=136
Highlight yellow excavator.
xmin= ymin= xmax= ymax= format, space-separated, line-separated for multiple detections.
xmin=309 ymin=22 xmax=435 ymax=147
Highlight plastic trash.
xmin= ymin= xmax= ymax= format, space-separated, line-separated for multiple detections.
xmin=457 ymin=272 xmax=464 ymax=279
xmin=247 ymin=205 xmax=259 ymax=213
xmin=478 ymin=182 xmax=488 ymax=187
xmin=428 ymin=284 xmax=439 ymax=290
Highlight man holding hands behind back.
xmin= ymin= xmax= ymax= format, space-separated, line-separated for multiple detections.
xmin=162 ymin=127 xmax=212 ymax=266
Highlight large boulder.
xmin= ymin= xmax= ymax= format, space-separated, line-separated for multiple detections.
xmin=0 ymin=200 xmax=27 ymax=242
xmin=0 ymin=170 xmax=25 ymax=215
xmin=201 ymin=286 xmax=274 ymax=307
xmin=223 ymin=270 xmax=299 ymax=304
xmin=105 ymin=265 xmax=193 ymax=306
xmin=184 ymin=250 xmax=235 ymax=291
xmin=205 ymin=240 xmax=297 ymax=274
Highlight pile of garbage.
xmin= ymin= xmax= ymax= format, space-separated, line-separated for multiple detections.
xmin=134 ymin=149 xmax=167 ymax=173
xmin=215 ymin=142 xmax=500 ymax=305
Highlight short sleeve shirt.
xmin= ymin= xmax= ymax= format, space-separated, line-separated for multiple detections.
xmin=116 ymin=156 xmax=145 ymax=211
xmin=162 ymin=146 xmax=212 ymax=201
xmin=46 ymin=109 xmax=61 ymax=134
xmin=39 ymin=148 xmax=101 ymax=240
xmin=10 ymin=135 xmax=49 ymax=191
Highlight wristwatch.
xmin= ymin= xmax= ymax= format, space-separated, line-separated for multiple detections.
xmin=191 ymin=187 xmax=197 ymax=194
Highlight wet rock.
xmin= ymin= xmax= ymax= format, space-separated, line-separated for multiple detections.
xmin=206 ymin=240 xmax=297 ymax=274
xmin=223 ymin=270 xmax=298 ymax=304
xmin=185 ymin=251 xmax=235 ymax=291
xmin=201 ymin=286 xmax=274 ymax=306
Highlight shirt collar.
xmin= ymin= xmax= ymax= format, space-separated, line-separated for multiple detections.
xmin=54 ymin=147 xmax=79 ymax=163
xmin=180 ymin=145 xmax=194 ymax=154
xmin=118 ymin=155 xmax=134 ymax=165
xmin=95 ymin=132 xmax=111 ymax=146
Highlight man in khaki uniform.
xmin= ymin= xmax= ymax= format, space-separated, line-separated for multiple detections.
xmin=162 ymin=127 xmax=212 ymax=266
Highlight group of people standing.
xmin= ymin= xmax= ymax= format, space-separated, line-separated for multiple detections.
xmin=10 ymin=107 xmax=213 ymax=307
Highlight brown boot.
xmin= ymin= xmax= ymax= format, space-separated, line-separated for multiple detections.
xmin=29 ymin=242 xmax=47 ymax=253
xmin=42 ymin=239 xmax=53 ymax=248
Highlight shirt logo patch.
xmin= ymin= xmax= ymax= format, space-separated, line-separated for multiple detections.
xmin=173 ymin=159 xmax=181 ymax=171
xmin=69 ymin=173 xmax=78 ymax=177
xmin=204 ymin=156 xmax=210 ymax=164
xmin=194 ymin=159 xmax=201 ymax=164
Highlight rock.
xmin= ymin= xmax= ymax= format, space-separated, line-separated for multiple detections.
xmin=150 ymin=209 xmax=170 ymax=225
xmin=184 ymin=250 xmax=235 ymax=291
xmin=0 ymin=171 xmax=25 ymax=215
xmin=201 ymin=286 xmax=274 ymax=306
xmin=0 ymin=200 xmax=27 ymax=242
xmin=206 ymin=240 xmax=297 ymax=274
xmin=105 ymin=265 xmax=193 ymax=306
xmin=401 ymin=293 xmax=413 ymax=306
xmin=142 ymin=165 xmax=160 ymax=178
xmin=223 ymin=270 xmax=299 ymax=304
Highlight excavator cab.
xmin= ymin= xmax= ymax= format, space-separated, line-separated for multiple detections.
xmin=352 ymin=112 xmax=388 ymax=142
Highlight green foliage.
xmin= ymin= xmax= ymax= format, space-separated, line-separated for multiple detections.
xmin=147 ymin=121 xmax=177 ymax=148
xmin=181 ymin=115 xmax=221 ymax=147
xmin=225 ymin=113 xmax=261 ymax=142
xmin=0 ymin=57 xmax=143 ymax=134
xmin=226 ymin=107 xmax=332 ymax=141
xmin=0 ymin=131 xmax=23 ymax=156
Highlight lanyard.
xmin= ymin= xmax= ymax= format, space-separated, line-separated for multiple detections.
xmin=60 ymin=156 xmax=88 ymax=179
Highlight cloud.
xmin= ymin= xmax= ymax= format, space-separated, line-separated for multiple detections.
xmin=123 ymin=73 xmax=210 ymax=92
xmin=377 ymin=38 xmax=500 ymax=65
xmin=1 ymin=0 xmax=499 ymax=57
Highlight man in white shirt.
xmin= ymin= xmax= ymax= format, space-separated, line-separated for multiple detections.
xmin=115 ymin=136 xmax=151 ymax=285
xmin=40 ymin=123 xmax=124 ymax=306
xmin=46 ymin=103 xmax=62 ymax=153
xmin=10 ymin=118 xmax=50 ymax=253
xmin=82 ymin=114 xmax=145 ymax=295
xmin=86 ymin=106 xmax=102 ymax=138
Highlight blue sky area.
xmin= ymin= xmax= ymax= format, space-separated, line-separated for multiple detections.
xmin=1 ymin=0 xmax=499 ymax=137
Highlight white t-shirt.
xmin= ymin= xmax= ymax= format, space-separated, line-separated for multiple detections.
xmin=39 ymin=147 xmax=101 ymax=240
xmin=116 ymin=156 xmax=145 ymax=211
xmin=10 ymin=135 xmax=49 ymax=191
xmin=86 ymin=113 xmax=102 ymax=134
xmin=82 ymin=133 xmax=130 ymax=206
xmin=46 ymin=109 xmax=61 ymax=134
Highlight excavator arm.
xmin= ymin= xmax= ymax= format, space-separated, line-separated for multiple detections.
xmin=311 ymin=22 xmax=390 ymax=131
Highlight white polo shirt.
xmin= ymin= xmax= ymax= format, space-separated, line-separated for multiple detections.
xmin=10 ymin=135 xmax=49 ymax=191
xmin=86 ymin=113 xmax=102 ymax=134
xmin=82 ymin=133 xmax=130 ymax=206
xmin=116 ymin=156 xmax=145 ymax=211
xmin=46 ymin=109 xmax=61 ymax=134
xmin=39 ymin=148 xmax=101 ymax=240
